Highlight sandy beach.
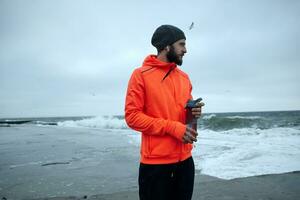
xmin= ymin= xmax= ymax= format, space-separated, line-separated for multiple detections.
xmin=0 ymin=125 xmax=299 ymax=200
xmin=75 ymin=171 xmax=300 ymax=200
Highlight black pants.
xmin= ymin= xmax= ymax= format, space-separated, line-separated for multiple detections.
xmin=139 ymin=157 xmax=195 ymax=200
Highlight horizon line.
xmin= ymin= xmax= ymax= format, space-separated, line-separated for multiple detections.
xmin=1 ymin=109 xmax=299 ymax=119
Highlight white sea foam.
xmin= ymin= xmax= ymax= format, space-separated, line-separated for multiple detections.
xmin=124 ymin=127 xmax=300 ymax=180
xmin=226 ymin=115 xmax=262 ymax=119
xmin=56 ymin=115 xmax=300 ymax=179
xmin=57 ymin=116 xmax=128 ymax=129
xmin=192 ymin=127 xmax=300 ymax=179
xmin=202 ymin=114 xmax=216 ymax=119
xmin=202 ymin=114 xmax=262 ymax=120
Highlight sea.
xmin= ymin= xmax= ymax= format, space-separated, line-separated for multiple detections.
xmin=1 ymin=110 xmax=300 ymax=180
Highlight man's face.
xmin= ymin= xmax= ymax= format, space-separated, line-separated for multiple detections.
xmin=166 ymin=39 xmax=187 ymax=66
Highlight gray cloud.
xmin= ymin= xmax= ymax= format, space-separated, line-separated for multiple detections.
xmin=1 ymin=0 xmax=299 ymax=117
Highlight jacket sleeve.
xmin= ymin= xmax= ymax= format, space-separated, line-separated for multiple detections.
xmin=189 ymin=81 xmax=193 ymax=100
xmin=124 ymin=69 xmax=186 ymax=141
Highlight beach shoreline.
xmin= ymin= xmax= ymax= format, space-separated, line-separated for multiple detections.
xmin=24 ymin=171 xmax=300 ymax=200
xmin=1 ymin=125 xmax=299 ymax=200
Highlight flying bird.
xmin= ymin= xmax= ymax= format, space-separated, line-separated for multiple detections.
xmin=189 ymin=22 xmax=194 ymax=30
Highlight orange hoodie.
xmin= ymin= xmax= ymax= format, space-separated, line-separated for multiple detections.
xmin=125 ymin=55 xmax=193 ymax=164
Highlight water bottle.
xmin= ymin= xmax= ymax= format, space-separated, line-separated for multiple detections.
xmin=185 ymin=98 xmax=202 ymax=131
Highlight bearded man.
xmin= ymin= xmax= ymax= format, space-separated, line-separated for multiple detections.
xmin=125 ymin=24 xmax=204 ymax=200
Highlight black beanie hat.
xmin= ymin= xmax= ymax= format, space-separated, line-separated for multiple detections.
xmin=151 ymin=25 xmax=186 ymax=50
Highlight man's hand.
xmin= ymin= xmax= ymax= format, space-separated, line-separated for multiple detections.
xmin=191 ymin=101 xmax=205 ymax=118
xmin=182 ymin=127 xmax=198 ymax=144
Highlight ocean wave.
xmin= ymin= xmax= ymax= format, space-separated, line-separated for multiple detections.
xmin=54 ymin=114 xmax=273 ymax=131
xmin=57 ymin=116 xmax=128 ymax=129
xmin=202 ymin=114 xmax=216 ymax=120
xmin=34 ymin=121 xmax=58 ymax=126
xmin=124 ymin=126 xmax=300 ymax=179
xmin=205 ymin=127 xmax=300 ymax=137
xmin=226 ymin=115 xmax=263 ymax=119
xmin=198 ymin=114 xmax=300 ymax=131
xmin=199 ymin=115 xmax=269 ymax=131
xmin=190 ymin=127 xmax=300 ymax=179
xmin=36 ymin=111 xmax=300 ymax=132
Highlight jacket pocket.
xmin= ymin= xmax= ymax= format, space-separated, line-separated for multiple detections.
xmin=147 ymin=135 xmax=178 ymax=158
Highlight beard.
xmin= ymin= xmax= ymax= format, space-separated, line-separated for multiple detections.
xmin=166 ymin=45 xmax=183 ymax=66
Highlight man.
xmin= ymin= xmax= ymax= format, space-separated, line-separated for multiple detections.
xmin=125 ymin=25 xmax=204 ymax=200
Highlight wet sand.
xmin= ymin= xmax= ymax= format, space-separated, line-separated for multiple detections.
xmin=27 ymin=172 xmax=300 ymax=200
xmin=1 ymin=125 xmax=299 ymax=200
xmin=0 ymin=125 xmax=139 ymax=199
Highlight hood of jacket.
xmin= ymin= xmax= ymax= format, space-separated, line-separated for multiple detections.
xmin=142 ymin=55 xmax=177 ymax=70
xmin=142 ymin=55 xmax=178 ymax=81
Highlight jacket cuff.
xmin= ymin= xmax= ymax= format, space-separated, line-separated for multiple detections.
xmin=166 ymin=121 xmax=186 ymax=141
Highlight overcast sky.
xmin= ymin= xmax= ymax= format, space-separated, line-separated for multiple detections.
xmin=0 ymin=0 xmax=299 ymax=118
